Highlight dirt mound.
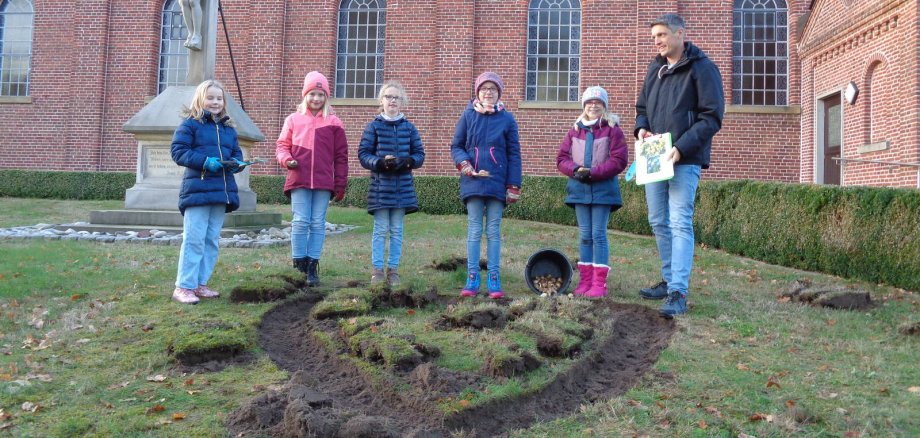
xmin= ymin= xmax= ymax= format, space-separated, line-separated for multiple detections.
xmin=781 ymin=279 xmax=874 ymax=310
xmin=898 ymin=321 xmax=920 ymax=336
xmin=431 ymin=256 xmax=488 ymax=272
xmin=228 ymin=297 xmax=674 ymax=437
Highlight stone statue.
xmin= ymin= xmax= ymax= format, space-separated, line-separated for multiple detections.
xmin=179 ymin=0 xmax=203 ymax=51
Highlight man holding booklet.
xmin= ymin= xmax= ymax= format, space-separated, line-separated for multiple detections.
xmin=634 ymin=13 xmax=724 ymax=318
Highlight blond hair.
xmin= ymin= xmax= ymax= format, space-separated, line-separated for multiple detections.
xmin=297 ymin=90 xmax=332 ymax=118
xmin=377 ymin=80 xmax=408 ymax=113
xmin=182 ymin=80 xmax=231 ymax=123
xmin=575 ymin=110 xmax=620 ymax=128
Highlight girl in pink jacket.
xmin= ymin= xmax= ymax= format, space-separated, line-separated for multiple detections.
xmin=276 ymin=71 xmax=349 ymax=287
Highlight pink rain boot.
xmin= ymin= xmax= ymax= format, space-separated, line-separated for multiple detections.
xmin=572 ymin=262 xmax=593 ymax=296
xmin=584 ymin=264 xmax=609 ymax=300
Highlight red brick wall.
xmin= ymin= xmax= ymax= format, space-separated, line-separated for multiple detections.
xmin=799 ymin=0 xmax=918 ymax=187
xmin=6 ymin=1 xmax=911 ymax=188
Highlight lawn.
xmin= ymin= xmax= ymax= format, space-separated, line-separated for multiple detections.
xmin=0 ymin=197 xmax=917 ymax=437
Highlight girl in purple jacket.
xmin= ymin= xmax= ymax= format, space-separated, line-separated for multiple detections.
xmin=556 ymin=86 xmax=629 ymax=299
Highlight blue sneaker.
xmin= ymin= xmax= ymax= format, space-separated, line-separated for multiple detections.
xmin=486 ymin=271 xmax=504 ymax=299
xmin=659 ymin=291 xmax=688 ymax=319
xmin=460 ymin=272 xmax=480 ymax=297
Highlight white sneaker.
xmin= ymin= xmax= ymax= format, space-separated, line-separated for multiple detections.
xmin=195 ymin=285 xmax=220 ymax=298
xmin=172 ymin=287 xmax=200 ymax=304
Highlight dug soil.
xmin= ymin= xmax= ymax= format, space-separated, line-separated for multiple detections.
xmin=228 ymin=294 xmax=675 ymax=437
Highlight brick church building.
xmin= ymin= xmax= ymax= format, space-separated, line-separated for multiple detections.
xmin=0 ymin=0 xmax=916 ymax=188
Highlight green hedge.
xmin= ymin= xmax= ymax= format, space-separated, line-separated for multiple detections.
xmin=2 ymin=169 xmax=918 ymax=291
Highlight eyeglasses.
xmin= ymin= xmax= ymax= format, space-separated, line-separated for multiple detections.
xmin=479 ymin=87 xmax=498 ymax=94
xmin=383 ymin=95 xmax=401 ymax=101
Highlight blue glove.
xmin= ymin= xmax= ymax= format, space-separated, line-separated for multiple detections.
xmin=204 ymin=157 xmax=222 ymax=173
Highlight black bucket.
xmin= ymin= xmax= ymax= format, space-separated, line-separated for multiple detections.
xmin=524 ymin=248 xmax=573 ymax=295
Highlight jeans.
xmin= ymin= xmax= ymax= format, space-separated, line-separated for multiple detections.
xmin=466 ymin=196 xmax=504 ymax=273
xmin=372 ymin=208 xmax=406 ymax=269
xmin=176 ymin=204 xmax=225 ymax=289
xmin=645 ymin=164 xmax=701 ymax=295
xmin=574 ymin=204 xmax=611 ymax=265
xmin=291 ymin=188 xmax=331 ymax=259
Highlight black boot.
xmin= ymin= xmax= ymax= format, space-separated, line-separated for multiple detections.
xmin=306 ymin=257 xmax=320 ymax=287
xmin=293 ymin=257 xmax=310 ymax=276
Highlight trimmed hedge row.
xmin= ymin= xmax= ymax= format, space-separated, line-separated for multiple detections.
xmin=2 ymin=169 xmax=918 ymax=291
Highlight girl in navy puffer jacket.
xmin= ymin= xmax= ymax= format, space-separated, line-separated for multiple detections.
xmin=358 ymin=81 xmax=425 ymax=286
xmin=451 ymin=72 xmax=522 ymax=299
xmin=557 ymin=86 xmax=629 ymax=300
xmin=170 ymin=80 xmax=244 ymax=304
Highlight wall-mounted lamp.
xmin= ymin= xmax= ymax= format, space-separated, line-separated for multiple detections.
xmin=844 ymin=81 xmax=859 ymax=104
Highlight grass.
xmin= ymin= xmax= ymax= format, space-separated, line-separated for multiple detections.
xmin=0 ymin=197 xmax=918 ymax=436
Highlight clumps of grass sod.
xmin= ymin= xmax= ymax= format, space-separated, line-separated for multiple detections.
xmin=366 ymin=282 xmax=439 ymax=309
xmin=339 ymin=317 xmax=440 ymax=371
xmin=311 ymin=288 xmax=374 ymax=319
xmin=229 ymin=272 xmax=306 ymax=303
xmin=434 ymin=302 xmax=508 ymax=330
xmin=476 ymin=333 xmax=542 ymax=378
xmin=509 ymin=310 xmax=594 ymax=358
xmin=429 ymin=255 xmax=488 ymax=272
xmin=165 ymin=320 xmax=252 ymax=365
xmin=779 ymin=278 xmax=874 ymax=310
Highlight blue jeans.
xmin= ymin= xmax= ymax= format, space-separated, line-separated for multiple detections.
xmin=176 ymin=204 xmax=225 ymax=289
xmin=291 ymin=188 xmax=331 ymax=259
xmin=372 ymin=208 xmax=406 ymax=269
xmin=574 ymin=204 xmax=611 ymax=265
xmin=645 ymin=165 xmax=701 ymax=295
xmin=466 ymin=197 xmax=504 ymax=273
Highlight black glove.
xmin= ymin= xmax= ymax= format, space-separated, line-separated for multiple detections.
xmin=395 ymin=157 xmax=414 ymax=171
xmin=374 ymin=158 xmax=390 ymax=172
xmin=573 ymin=167 xmax=591 ymax=183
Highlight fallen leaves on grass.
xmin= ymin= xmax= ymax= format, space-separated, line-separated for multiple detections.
xmin=146 ymin=375 xmax=167 ymax=382
xmin=172 ymin=412 xmax=186 ymax=421
xmin=20 ymin=402 xmax=40 ymax=413
xmin=697 ymin=419 xmax=707 ymax=429
xmin=749 ymin=413 xmax=773 ymax=422
xmin=909 ymin=386 xmax=920 ymax=395
xmin=766 ymin=376 xmax=781 ymax=389
xmin=107 ymin=381 xmax=130 ymax=390
xmin=145 ymin=404 xmax=166 ymax=415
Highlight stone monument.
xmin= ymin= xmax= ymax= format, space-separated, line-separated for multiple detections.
xmin=89 ymin=0 xmax=280 ymax=231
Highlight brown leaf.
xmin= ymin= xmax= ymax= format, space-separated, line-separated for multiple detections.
xmin=370 ymin=326 xmax=379 ymax=333
xmin=458 ymin=400 xmax=470 ymax=408
xmin=736 ymin=363 xmax=749 ymax=371
xmin=767 ymin=376 xmax=781 ymax=389
xmin=71 ymin=294 xmax=83 ymax=301
xmin=406 ymin=309 xmax=416 ymax=316
xmin=184 ymin=379 xmax=194 ymax=386
xmin=749 ymin=413 xmax=768 ymax=422
xmin=145 ymin=404 xmax=166 ymax=415
xmin=107 ymin=381 xmax=130 ymax=390
xmin=826 ymin=319 xmax=837 ymax=326
xmin=776 ymin=296 xmax=791 ymax=303
xmin=705 ymin=406 xmax=722 ymax=418
xmin=655 ymin=400 xmax=666 ymax=409
xmin=697 ymin=419 xmax=708 ymax=429
xmin=786 ymin=399 xmax=796 ymax=408
xmin=172 ymin=412 xmax=186 ymax=421
xmin=141 ymin=324 xmax=154 ymax=332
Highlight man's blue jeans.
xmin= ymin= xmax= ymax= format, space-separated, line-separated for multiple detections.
xmin=466 ymin=196 xmax=504 ymax=274
xmin=176 ymin=204 xmax=225 ymax=289
xmin=290 ymin=188 xmax=331 ymax=260
xmin=574 ymin=204 xmax=611 ymax=265
xmin=645 ymin=165 xmax=701 ymax=295
xmin=372 ymin=208 xmax=406 ymax=270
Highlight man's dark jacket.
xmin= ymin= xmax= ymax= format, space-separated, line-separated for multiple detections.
xmin=634 ymin=42 xmax=724 ymax=169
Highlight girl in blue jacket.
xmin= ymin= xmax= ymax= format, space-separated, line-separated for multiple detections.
xmin=451 ymin=72 xmax=522 ymax=299
xmin=170 ymin=80 xmax=244 ymax=304
xmin=556 ymin=86 xmax=629 ymax=299
xmin=358 ymin=81 xmax=425 ymax=286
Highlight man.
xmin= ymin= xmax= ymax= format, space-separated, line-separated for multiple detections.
xmin=634 ymin=13 xmax=724 ymax=318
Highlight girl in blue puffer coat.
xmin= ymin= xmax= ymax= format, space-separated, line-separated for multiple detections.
xmin=170 ymin=79 xmax=244 ymax=304
xmin=556 ymin=86 xmax=629 ymax=300
xmin=358 ymin=81 xmax=425 ymax=286
xmin=451 ymin=72 xmax=523 ymax=299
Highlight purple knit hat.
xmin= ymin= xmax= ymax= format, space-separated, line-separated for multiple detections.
xmin=474 ymin=71 xmax=504 ymax=99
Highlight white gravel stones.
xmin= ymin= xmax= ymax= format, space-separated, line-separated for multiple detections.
xmin=0 ymin=222 xmax=357 ymax=248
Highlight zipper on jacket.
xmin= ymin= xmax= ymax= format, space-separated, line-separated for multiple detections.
xmin=489 ymin=147 xmax=497 ymax=164
xmin=215 ymin=120 xmax=230 ymax=205
xmin=474 ymin=147 xmax=480 ymax=171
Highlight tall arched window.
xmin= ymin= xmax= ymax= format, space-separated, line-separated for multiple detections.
xmin=158 ymin=0 xmax=189 ymax=93
xmin=0 ymin=0 xmax=34 ymax=97
xmin=732 ymin=0 xmax=788 ymax=105
xmin=335 ymin=0 xmax=386 ymax=99
xmin=526 ymin=0 xmax=580 ymax=102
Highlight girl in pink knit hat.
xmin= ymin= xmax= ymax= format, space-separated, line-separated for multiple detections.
xmin=275 ymin=71 xmax=349 ymax=287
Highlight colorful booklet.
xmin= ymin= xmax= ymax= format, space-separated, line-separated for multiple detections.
xmin=634 ymin=133 xmax=674 ymax=185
